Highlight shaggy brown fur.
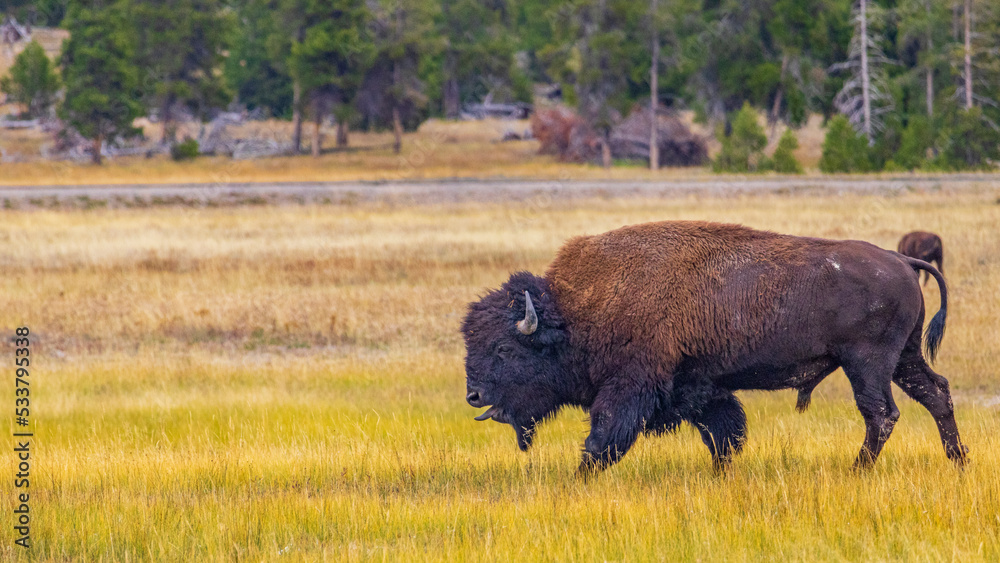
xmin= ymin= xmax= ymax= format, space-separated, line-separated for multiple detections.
xmin=463 ymin=221 xmax=966 ymax=476
xmin=898 ymin=231 xmax=944 ymax=285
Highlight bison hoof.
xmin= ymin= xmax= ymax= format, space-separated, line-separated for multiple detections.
xmin=712 ymin=456 xmax=733 ymax=474
xmin=576 ymin=454 xmax=604 ymax=480
xmin=852 ymin=451 xmax=878 ymax=471
xmin=575 ymin=463 xmax=596 ymax=481
xmin=948 ymin=444 xmax=970 ymax=468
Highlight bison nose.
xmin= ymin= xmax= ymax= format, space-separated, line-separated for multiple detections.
xmin=466 ymin=390 xmax=483 ymax=407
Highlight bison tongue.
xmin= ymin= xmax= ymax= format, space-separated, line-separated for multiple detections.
xmin=474 ymin=406 xmax=501 ymax=421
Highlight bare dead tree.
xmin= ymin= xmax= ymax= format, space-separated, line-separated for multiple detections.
xmin=292 ymin=80 xmax=303 ymax=153
xmin=769 ymin=54 xmax=790 ymax=135
xmin=860 ymin=0 xmax=871 ymax=138
xmin=953 ymin=0 xmax=1000 ymax=119
xmin=649 ymin=0 xmax=659 ymax=170
xmin=831 ymin=0 xmax=894 ymax=145
xmin=964 ymin=0 xmax=973 ymax=109
xmin=926 ymin=0 xmax=935 ymax=117
xmin=310 ymin=93 xmax=329 ymax=157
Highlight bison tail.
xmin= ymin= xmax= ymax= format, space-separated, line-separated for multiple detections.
xmin=924 ymin=306 xmax=947 ymax=363
xmin=903 ymin=256 xmax=948 ymax=363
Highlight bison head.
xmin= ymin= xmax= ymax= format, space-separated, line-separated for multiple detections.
xmin=461 ymin=272 xmax=571 ymax=451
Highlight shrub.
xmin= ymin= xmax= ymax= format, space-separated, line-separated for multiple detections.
xmin=756 ymin=155 xmax=774 ymax=172
xmin=0 ymin=41 xmax=60 ymax=119
xmin=869 ymin=115 xmax=903 ymax=171
xmin=714 ymin=102 xmax=767 ymax=173
xmin=883 ymin=160 xmax=905 ymax=172
xmin=893 ymin=116 xmax=934 ymax=170
xmin=784 ymin=86 xmax=807 ymax=127
xmin=170 ymin=138 xmax=200 ymax=161
xmin=772 ymin=129 xmax=803 ymax=174
xmin=819 ymin=115 xmax=872 ymax=173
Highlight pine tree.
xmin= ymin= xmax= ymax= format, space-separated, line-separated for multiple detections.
xmin=224 ymin=0 xmax=294 ymax=118
xmin=935 ymin=106 xmax=1000 ymax=170
xmin=543 ymin=0 xmax=645 ymax=168
xmin=59 ymin=0 xmax=142 ymax=165
xmin=897 ymin=0 xmax=949 ymax=118
xmin=7 ymin=0 xmax=68 ymax=26
xmin=682 ymin=0 xmax=782 ymax=122
xmin=954 ymin=0 xmax=1000 ymax=116
xmin=0 ymin=40 xmax=60 ymax=119
xmin=131 ymin=0 xmax=232 ymax=145
xmin=270 ymin=0 xmax=309 ymax=153
xmin=362 ymin=0 xmax=441 ymax=154
xmin=766 ymin=0 xmax=820 ymax=129
xmin=288 ymin=0 xmax=374 ymax=155
xmin=438 ymin=0 xmax=523 ymax=119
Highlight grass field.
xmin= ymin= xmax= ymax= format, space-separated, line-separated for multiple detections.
xmin=1 ymin=188 xmax=1000 ymax=561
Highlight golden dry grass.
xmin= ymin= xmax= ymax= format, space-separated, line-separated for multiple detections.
xmin=0 ymin=189 xmax=999 ymax=561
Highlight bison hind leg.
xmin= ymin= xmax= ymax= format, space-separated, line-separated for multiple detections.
xmin=892 ymin=339 xmax=967 ymax=466
xmin=842 ymin=352 xmax=901 ymax=469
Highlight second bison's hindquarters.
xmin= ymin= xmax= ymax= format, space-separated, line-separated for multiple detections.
xmin=898 ymin=231 xmax=944 ymax=286
xmin=462 ymin=221 xmax=968 ymax=475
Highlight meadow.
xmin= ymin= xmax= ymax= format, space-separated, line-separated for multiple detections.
xmin=1 ymin=186 xmax=999 ymax=561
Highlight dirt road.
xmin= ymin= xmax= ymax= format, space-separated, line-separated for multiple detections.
xmin=1 ymin=176 xmax=998 ymax=208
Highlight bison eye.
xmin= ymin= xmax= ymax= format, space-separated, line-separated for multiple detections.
xmin=496 ymin=343 xmax=514 ymax=358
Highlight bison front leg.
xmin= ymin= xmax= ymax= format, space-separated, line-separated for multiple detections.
xmin=690 ymin=392 xmax=747 ymax=471
xmin=578 ymin=388 xmax=655 ymax=478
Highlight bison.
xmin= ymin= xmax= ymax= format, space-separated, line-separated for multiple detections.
xmin=898 ymin=231 xmax=944 ymax=285
xmin=462 ymin=221 xmax=966 ymax=475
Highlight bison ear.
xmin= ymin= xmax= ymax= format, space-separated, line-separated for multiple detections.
xmin=536 ymin=328 xmax=565 ymax=347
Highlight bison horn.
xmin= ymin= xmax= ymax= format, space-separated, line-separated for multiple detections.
xmin=517 ymin=290 xmax=538 ymax=335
